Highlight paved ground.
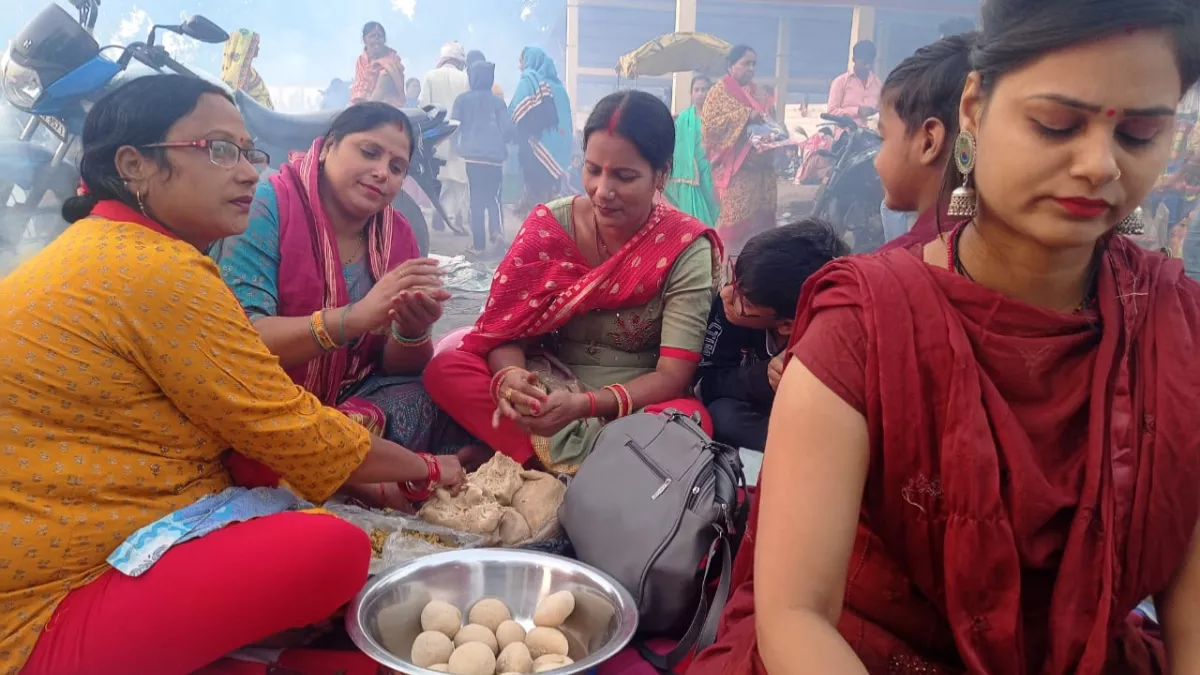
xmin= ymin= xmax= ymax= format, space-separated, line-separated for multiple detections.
xmin=425 ymin=206 xmax=524 ymax=342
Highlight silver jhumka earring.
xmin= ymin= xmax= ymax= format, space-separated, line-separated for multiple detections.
xmin=947 ymin=130 xmax=978 ymax=219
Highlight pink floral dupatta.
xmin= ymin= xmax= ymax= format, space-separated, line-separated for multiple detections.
xmin=272 ymin=137 xmax=419 ymax=410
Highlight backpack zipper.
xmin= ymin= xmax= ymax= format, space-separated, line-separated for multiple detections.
xmin=625 ymin=439 xmax=672 ymax=500
xmin=685 ymin=465 xmax=716 ymax=511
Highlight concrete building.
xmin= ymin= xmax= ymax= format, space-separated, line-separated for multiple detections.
xmin=564 ymin=0 xmax=978 ymax=121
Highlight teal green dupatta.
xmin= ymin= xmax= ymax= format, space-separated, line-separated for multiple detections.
xmin=665 ymin=106 xmax=720 ymax=227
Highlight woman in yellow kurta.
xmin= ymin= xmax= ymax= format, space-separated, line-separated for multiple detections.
xmin=0 ymin=75 xmax=465 ymax=675
xmin=221 ymin=28 xmax=273 ymax=109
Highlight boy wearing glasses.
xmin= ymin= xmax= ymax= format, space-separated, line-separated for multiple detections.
xmin=697 ymin=220 xmax=848 ymax=451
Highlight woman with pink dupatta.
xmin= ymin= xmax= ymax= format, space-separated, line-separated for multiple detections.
xmin=214 ymin=103 xmax=474 ymax=509
xmin=703 ymin=45 xmax=776 ymax=252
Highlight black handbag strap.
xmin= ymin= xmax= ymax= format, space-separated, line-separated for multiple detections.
xmin=635 ymin=534 xmax=734 ymax=673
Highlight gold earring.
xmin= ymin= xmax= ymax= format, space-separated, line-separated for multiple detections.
xmin=136 ymin=190 xmax=146 ymax=214
xmin=1115 ymin=206 xmax=1145 ymax=236
xmin=947 ymin=131 xmax=978 ymax=219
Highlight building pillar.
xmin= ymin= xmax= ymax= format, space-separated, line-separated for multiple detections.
xmin=774 ymin=19 xmax=789 ymax=121
xmin=566 ymin=0 xmax=581 ymax=110
xmin=670 ymin=0 xmax=698 ymax=115
xmin=847 ymin=6 xmax=876 ymax=71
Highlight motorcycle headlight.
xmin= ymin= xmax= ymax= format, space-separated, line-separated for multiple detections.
xmin=1 ymin=49 xmax=43 ymax=113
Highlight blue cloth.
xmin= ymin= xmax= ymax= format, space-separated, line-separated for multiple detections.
xmin=509 ymin=47 xmax=573 ymax=180
xmin=107 ymin=487 xmax=311 ymax=576
xmin=1185 ymin=209 xmax=1200 ymax=282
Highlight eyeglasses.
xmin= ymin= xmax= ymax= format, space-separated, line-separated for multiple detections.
xmin=142 ymin=139 xmax=270 ymax=171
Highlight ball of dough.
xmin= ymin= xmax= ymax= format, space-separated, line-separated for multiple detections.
xmin=411 ymin=630 xmax=455 ymax=668
xmin=453 ymin=623 xmax=499 ymax=655
xmin=429 ymin=665 xmax=450 ymax=673
xmin=447 ymin=642 xmax=497 ymax=675
xmin=533 ymin=591 xmax=575 ymax=628
xmin=496 ymin=641 xmax=534 ymax=674
xmin=421 ymin=600 xmax=463 ymax=639
xmin=524 ymin=627 xmax=569 ymax=659
xmin=533 ymin=654 xmax=574 ymax=673
xmin=468 ymin=597 xmax=513 ymax=634
xmin=495 ymin=619 xmax=528 ymax=651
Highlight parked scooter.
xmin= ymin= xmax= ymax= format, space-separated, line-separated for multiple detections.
xmin=237 ymin=91 xmax=455 ymax=256
xmin=0 ymin=0 xmax=229 ymax=253
xmin=810 ymin=113 xmax=885 ymax=253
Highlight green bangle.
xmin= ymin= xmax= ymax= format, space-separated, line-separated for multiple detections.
xmin=389 ymin=321 xmax=429 ymax=343
xmin=337 ymin=303 xmax=353 ymax=346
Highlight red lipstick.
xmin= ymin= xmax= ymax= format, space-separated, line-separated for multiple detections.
xmin=1054 ymin=197 xmax=1110 ymax=219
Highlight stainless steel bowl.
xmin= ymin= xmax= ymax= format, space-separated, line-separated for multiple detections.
xmin=347 ymin=548 xmax=639 ymax=675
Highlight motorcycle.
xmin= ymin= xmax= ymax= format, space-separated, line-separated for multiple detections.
xmin=810 ymin=113 xmax=885 ymax=253
xmin=236 ymin=91 xmax=455 ymax=256
xmin=0 ymin=0 xmax=229 ymax=253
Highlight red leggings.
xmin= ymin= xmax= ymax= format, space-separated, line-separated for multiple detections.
xmin=21 ymin=512 xmax=370 ymax=675
xmin=424 ymin=350 xmax=713 ymax=465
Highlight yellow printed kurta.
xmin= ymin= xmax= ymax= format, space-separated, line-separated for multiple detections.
xmin=0 ymin=216 xmax=371 ymax=673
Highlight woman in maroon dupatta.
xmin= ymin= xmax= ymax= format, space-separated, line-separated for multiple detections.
xmin=702 ymin=45 xmax=776 ymax=251
xmin=425 ymin=91 xmax=723 ymax=475
xmin=688 ymin=1 xmax=1200 ymax=673
xmin=214 ymin=103 xmax=470 ymax=509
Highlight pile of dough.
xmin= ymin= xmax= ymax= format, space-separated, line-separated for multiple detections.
xmin=406 ymin=594 xmax=584 ymax=675
xmin=470 ymin=453 xmax=524 ymax=505
xmin=419 ymin=485 xmax=504 ymax=536
xmin=417 ymin=461 xmax=564 ymax=547
xmin=511 ymin=471 xmax=565 ymax=534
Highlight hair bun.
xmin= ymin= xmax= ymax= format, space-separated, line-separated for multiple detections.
xmin=61 ymin=194 xmax=98 ymax=224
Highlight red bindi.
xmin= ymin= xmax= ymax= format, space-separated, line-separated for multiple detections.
xmin=1106 ymin=109 xmax=1117 ymax=117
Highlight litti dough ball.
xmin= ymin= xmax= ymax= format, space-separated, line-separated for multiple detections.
xmin=524 ymin=627 xmax=569 ymax=659
xmin=454 ymin=623 xmax=499 ymax=655
xmin=422 ymin=600 xmax=463 ymax=639
xmin=496 ymin=641 xmax=534 ymax=674
xmin=533 ymin=654 xmax=574 ymax=672
xmin=495 ymin=620 xmax=528 ymax=651
xmin=532 ymin=591 xmax=576 ymax=628
xmin=412 ymin=631 xmax=455 ymax=668
xmin=447 ymin=642 xmax=497 ymax=675
xmin=468 ymin=597 xmax=513 ymax=633
xmin=429 ymin=665 xmax=450 ymax=673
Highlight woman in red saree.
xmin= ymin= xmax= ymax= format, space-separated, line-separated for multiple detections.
xmin=687 ymin=2 xmax=1200 ymax=673
xmin=702 ymin=45 xmax=777 ymax=252
xmin=425 ymin=91 xmax=722 ymax=475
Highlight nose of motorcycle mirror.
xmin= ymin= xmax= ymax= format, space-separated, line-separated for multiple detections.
xmin=179 ymin=16 xmax=229 ymax=44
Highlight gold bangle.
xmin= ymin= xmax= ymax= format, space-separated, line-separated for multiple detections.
xmin=604 ymin=384 xmax=632 ymax=418
xmin=310 ymin=310 xmax=337 ymax=351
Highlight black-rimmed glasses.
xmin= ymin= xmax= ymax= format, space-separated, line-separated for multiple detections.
xmin=142 ymin=139 xmax=270 ymax=171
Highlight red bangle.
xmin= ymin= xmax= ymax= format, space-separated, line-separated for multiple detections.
xmin=490 ymin=366 xmax=521 ymax=403
xmin=586 ymin=391 xmax=597 ymax=418
xmin=399 ymin=453 xmax=440 ymax=502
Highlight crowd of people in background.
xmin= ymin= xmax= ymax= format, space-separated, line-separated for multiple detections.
xmin=2 ymin=0 xmax=1200 ymax=672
